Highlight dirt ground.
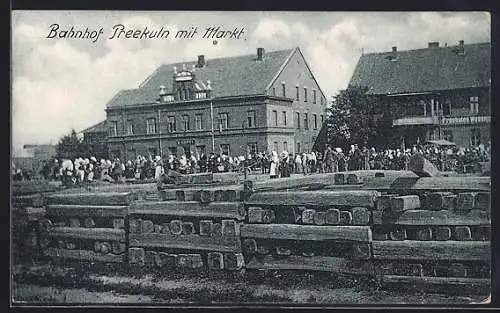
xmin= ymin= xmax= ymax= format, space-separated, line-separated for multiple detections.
xmin=11 ymin=262 xmax=489 ymax=306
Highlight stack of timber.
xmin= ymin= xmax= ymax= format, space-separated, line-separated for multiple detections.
xmin=12 ymin=193 xmax=47 ymax=260
xmin=128 ymin=181 xmax=246 ymax=272
xmin=12 ymin=180 xmax=59 ymax=196
xmin=242 ymin=190 xmax=378 ymax=276
xmin=371 ymin=189 xmax=490 ymax=294
xmin=159 ymin=172 xmax=240 ymax=189
xmin=40 ymin=192 xmax=132 ymax=263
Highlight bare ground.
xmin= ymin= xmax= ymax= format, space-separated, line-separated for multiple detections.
xmin=11 ymin=262 xmax=489 ymax=306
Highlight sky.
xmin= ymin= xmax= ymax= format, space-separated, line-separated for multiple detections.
xmin=11 ymin=11 xmax=490 ymax=151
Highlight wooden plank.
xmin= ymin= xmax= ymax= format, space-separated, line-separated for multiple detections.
xmin=247 ymin=207 xmax=264 ymax=223
xmin=141 ymin=220 xmax=154 ymax=233
xmin=352 ymin=207 xmax=370 ymax=225
xmin=456 ymin=192 xmax=476 ymax=213
xmin=207 ymin=252 xmax=224 ymax=270
xmin=159 ymin=189 xmax=177 ymax=201
xmin=393 ymin=210 xmax=490 ymax=226
xmin=47 ymin=227 xmax=125 ymax=241
xmin=381 ymin=275 xmax=490 ymax=294
xmin=347 ymin=174 xmax=363 ymax=185
xmin=453 ymin=226 xmax=472 ymax=241
xmin=474 ymin=192 xmax=490 ymax=211
xmin=391 ymin=195 xmax=421 ymax=212
xmin=194 ymin=190 xmax=215 ymax=203
xmin=129 ymin=233 xmax=242 ymax=252
xmin=221 ymin=220 xmax=240 ymax=236
xmin=181 ymin=222 xmax=195 ymax=235
xmin=242 ymin=238 xmax=258 ymax=254
xmin=246 ymin=255 xmax=374 ymax=275
xmin=45 ymin=205 xmax=129 ymax=218
xmin=83 ymin=217 xmax=96 ymax=228
xmin=112 ymin=218 xmax=125 ymax=229
xmin=129 ymin=201 xmax=246 ymax=220
xmin=12 ymin=194 xmax=44 ymax=207
xmin=169 ymin=220 xmax=182 ymax=235
xmin=199 ymin=220 xmax=213 ymax=236
xmin=213 ymin=172 xmax=239 ymax=184
xmin=44 ymin=248 xmax=124 ymax=263
xmin=175 ymin=254 xmax=204 ymax=269
xmin=240 ymin=224 xmax=372 ymax=242
xmin=45 ymin=192 xmax=134 ymax=206
xmin=302 ymin=209 xmax=316 ymax=225
xmin=433 ymin=227 xmax=452 ymax=241
xmin=157 ymin=252 xmax=176 ymax=268
xmin=223 ymin=253 xmax=245 ymax=270
xmin=339 ymin=211 xmax=353 ymax=225
xmin=334 ymin=173 xmax=346 ymax=185
xmin=372 ymin=240 xmax=490 ymax=261
xmin=409 ymin=153 xmax=441 ymax=177
xmin=326 ymin=208 xmax=340 ymax=225
xmin=406 ymin=177 xmax=490 ymax=192
xmin=423 ymin=192 xmax=454 ymax=211
xmin=313 ymin=211 xmax=326 ymax=226
xmin=247 ymin=190 xmax=379 ymax=208
xmin=262 ymin=209 xmax=276 ymax=224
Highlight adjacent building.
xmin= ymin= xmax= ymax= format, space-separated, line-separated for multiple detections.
xmin=105 ymin=47 xmax=327 ymax=160
xmin=80 ymin=120 xmax=109 ymax=158
xmin=348 ymin=40 xmax=491 ymax=147
xmin=12 ymin=144 xmax=57 ymax=173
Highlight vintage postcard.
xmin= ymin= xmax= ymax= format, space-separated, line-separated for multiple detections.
xmin=11 ymin=11 xmax=491 ymax=306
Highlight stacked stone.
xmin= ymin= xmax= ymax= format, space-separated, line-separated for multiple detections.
xmin=372 ymin=190 xmax=490 ymax=293
xmin=40 ymin=192 xmax=131 ymax=263
xmin=128 ymin=172 xmax=246 ymax=272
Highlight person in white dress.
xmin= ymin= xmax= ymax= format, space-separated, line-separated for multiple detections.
xmin=270 ymin=151 xmax=279 ymax=179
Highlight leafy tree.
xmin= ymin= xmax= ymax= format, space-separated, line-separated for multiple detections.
xmin=321 ymin=86 xmax=390 ymax=151
xmin=56 ymin=129 xmax=90 ymax=160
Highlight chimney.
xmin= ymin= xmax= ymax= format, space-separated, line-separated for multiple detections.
xmin=392 ymin=46 xmax=397 ymax=52
xmin=459 ymin=40 xmax=464 ymax=46
xmin=197 ymin=55 xmax=205 ymax=68
xmin=428 ymin=42 xmax=439 ymax=48
xmin=257 ymin=47 xmax=265 ymax=61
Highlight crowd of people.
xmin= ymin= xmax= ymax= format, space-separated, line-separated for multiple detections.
xmin=12 ymin=141 xmax=490 ymax=186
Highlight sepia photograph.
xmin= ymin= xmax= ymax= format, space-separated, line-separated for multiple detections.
xmin=11 ymin=10 xmax=491 ymax=305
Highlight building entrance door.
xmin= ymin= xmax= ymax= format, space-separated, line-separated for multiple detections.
xmin=182 ymin=145 xmax=192 ymax=158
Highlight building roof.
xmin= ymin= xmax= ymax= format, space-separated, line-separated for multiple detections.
xmin=106 ymin=48 xmax=296 ymax=108
xmin=348 ymin=42 xmax=491 ymax=95
xmin=81 ymin=120 xmax=108 ymax=133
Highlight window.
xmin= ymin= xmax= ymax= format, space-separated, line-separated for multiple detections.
xmin=320 ymin=97 xmax=324 ymax=106
xmin=282 ymin=83 xmax=286 ymax=97
xmin=295 ymin=112 xmax=300 ymax=129
xmin=196 ymin=145 xmax=206 ymax=156
xmin=313 ymin=89 xmax=317 ymax=104
xmin=296 ymin=86 xmax=300 ymax=101
xmin=283 ymin=141 xmax=288 ymax=152
xmin=220 ymin=144 xmax=230 ymax=156
xmin=248 ymin=142 xmax=258 ymax=155
xmin=470 ymin=129 xmax=481 ymax=146
xmin=304 ymin=87 xmax=308 ymax=102
xmin=126 ymin=120 xmax=134 ymax=135
xmin=282 ymin=111 xmax=287 ymax=126
xmin=110 ymin=121 xmax=118 ymax=137
xmin=273 ymin=142 xmax=279 ymax=153
xmin=182 ymin=114 xmax=190 ymax=131
xmin=320 ymin=114 xmax=324 ymax=125
xmin=148 ymin=147 xmax=158 ymax=157
xmin=146 ymin=118 xmax=157 ymax=134
xmin=219 ymin=113 xmax=229 ymax=130
xmin=195 ymin=114 xmax=203 ymax=130
xmin=443 ymin=130 xmax=453 ymax=142
xmin=296 ymin=142 xmax=301 ymax=153
xmin=247 ymin=110 xmax=256 ymax=128
xmin=304 ymin=113 xmax=309 ymax=130
xmin=272 ymin=110 xmax=278 ymax=126
xmin=167 ymin=116 xmax=176 ymax=133
xmin=272 ymin=87 xmax=276 ymax=96
xmin=168 ymin=147 xmax=177 ymax=156
xmin=313 ymin=114 xmax=318 ymax=130
xmin=470 ymin=96 xmax=479 ymax=115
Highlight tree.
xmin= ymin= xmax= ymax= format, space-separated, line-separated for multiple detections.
xmin=56 ymin=129 xmax=90 ymax=160
xmin=324 ymin=87 xmax=382 ymax=150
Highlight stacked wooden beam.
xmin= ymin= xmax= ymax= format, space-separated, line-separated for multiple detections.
xmin=128 ymin=184 xmax=246 ymax=272
xmin=40 ymin=192 xmax=131 ymax=263
xmin=242 ymin=190 xmax=378 ymax=276
xmin=12 ymin=194 xmax=47 ymax=259
xmin=372 ymin=190 xmax=491 ymax=293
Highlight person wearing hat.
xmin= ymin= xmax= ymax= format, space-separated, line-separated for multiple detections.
xmin=270 ymin=151 xmax=279 ymax=179
xmin=279 ymin=151 xmax=291 ymax=177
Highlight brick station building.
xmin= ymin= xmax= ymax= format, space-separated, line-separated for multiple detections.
xmin=348 ymin=40 xmax=491 ymax=147
xmin=105 ymin=47 xmax=327 ymax=160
